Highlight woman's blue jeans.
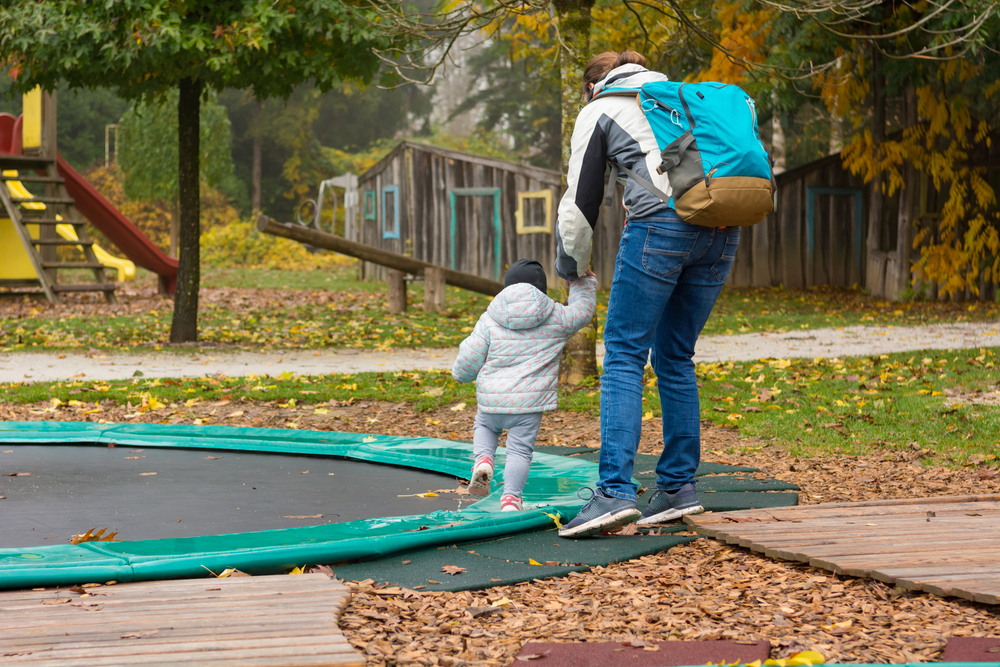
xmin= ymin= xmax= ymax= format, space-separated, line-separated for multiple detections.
xmin=599 ymin=211 xmax=740 ymax=501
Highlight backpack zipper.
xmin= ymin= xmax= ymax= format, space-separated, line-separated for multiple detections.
xmin=678 ymin=84 xmax=696 ymax=129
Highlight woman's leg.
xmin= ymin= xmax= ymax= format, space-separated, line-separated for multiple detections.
xmin=599 ymin=217 xmax=698 ymax=501
xmin=651 ymin=227 xmax=740 ymax=489
xmin=500 ymin=412 xmax=543 ymax=496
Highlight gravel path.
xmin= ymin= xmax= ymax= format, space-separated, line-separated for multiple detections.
xmin=3 ymin=321 xmax=997 ymax=382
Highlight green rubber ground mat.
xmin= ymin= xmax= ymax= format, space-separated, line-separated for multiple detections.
xmin=697 ymin=476 xmax=799 ymax=492
xmin=465 ymin=527 xmax=693 ymax=567
xmin=331 ymin=545 xmax=590 ymax=592
xmin=700 ymin=491 xmax=799 ymax=512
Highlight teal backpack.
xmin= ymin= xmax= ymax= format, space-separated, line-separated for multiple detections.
xmin=597 ymin=80 xmax=774 ymax=227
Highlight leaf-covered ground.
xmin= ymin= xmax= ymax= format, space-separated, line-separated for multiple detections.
xmin=2 ymin=265 xmax=998 ymax=352
xmin=6 ymin=404 xmax=999 ymax=666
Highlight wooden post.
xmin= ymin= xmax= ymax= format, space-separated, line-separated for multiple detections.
xmin=424 ymin=266 xmax=446 ymax=312
xmin=388 ymin=269 xmax=407 ymax=313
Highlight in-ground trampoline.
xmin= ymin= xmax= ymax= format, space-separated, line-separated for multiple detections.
xmin=0 ymin=421 xmax=596 ymax=590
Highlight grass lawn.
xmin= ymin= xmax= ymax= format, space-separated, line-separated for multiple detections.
xmin=4 ymin=346 xmax=998 ymax=467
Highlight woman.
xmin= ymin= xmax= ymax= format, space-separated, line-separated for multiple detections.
xmin=557 ymin=51 xmax=741 ymax=538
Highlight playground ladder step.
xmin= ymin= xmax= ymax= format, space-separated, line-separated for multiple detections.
xmin=0 ymin=155 xmax=54 ymax=170
xmin=10 ymin=217 xmax=76 ymax=225
xmin=41 ymin=262 xmax=107 ymax=270
xmin=50 ymin=282 xmax=118 ymax=293
xmin=31 ymin=239 xmax=94 ymax=246
xmin=0 ymin=174 xmax=64 ymax=184
xmin=12 ymin=196 xmax=75 ymax=205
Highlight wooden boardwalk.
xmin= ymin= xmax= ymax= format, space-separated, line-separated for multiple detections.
xmin=685 ymin=494 xmax=1000 ymax=605
xmin=0 ymin=572 xmax=365 ymax=666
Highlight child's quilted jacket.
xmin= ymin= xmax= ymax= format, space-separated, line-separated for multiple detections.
xmin=452 ymin=276 xmax=597 ymax=413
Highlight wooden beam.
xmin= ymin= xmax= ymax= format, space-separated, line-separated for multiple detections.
xmin=257 ymin=215 xmax=505 ymax=296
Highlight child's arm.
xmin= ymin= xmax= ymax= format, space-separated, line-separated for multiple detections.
xmin=452 ymin=315 xmax=491 ymax=383
xmin=558 ymin=274 xmax=599 ymax=335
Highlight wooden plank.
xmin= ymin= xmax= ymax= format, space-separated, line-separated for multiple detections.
xmin=2 ymin=613 xmax=346 ymax=641
xmin=3 ymin=594 xmax=348 ymax=619
xmin=3 ymin=636 xmax=355 ymax=662
xmin=4 ymin=649 xmax=366 ymax=667
xmin=2 ymin=626 xmax=349 ymax=649
xmin=691 ymin=496 xmax=1000 ymax=606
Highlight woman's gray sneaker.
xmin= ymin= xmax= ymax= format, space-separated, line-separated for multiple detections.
xmin=559 ymin=487 xmax=641 ymax=538
xmin=636 ymin=483 xmax=704 ymax=525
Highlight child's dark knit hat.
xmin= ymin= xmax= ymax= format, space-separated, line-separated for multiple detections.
xmin=504 ymin=259 xmax=547 ymax=295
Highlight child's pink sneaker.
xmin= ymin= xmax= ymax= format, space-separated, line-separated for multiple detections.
xmin=500 ymin=494 xmax=523 ymax=512
xmin=469 ymin=456 xmax=493 ymax=496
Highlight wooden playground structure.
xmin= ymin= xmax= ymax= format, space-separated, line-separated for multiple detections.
xmin=0 ymin=88 xmax=178 ymax=302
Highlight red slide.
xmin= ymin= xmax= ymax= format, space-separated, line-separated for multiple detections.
xmin=57 ymin=154 xmax=178 ymax=294
xmin=0 ymin=111 xmax=177 ymax=294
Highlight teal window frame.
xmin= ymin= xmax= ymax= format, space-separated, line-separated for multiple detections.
xmin=449 ymin=187 xmax=502 ymax=281
xmin=382 ymin=185 xmax=400 ymax=240
xmin=363 ymin=190 xmax=377 ymax=221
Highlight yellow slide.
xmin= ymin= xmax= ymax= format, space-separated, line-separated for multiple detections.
xmin=1 ymin=170 xmax=135 ymax=282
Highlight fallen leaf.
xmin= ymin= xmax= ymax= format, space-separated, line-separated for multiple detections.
xmin=282 ymin=514 xmax=323 ymax=519
xmin=300 ymin=470 xmax=310 ymax=474
xmin=288 ymin=566 xmax=306 ymax=575
xmin=217 ymin=568 xmax=250 ymax=578
xmin=544 ymin=512 xmax=563 ymax=528
xmin=310 ymin=564 xmax=334 ymax=576
xmin=615 ymin=523 xmax=639 ymax=535
xmin=7 ymin=472 xmax=31 ymax=476
xmin=203 ymin=456 xmax=221 ymax=460
xmin=140 ymin=472 xmax=157 ymax=476
xmin=449 ymin=402 xmax=466 ymax=412
xmin=40 ymin=598 xmax=71 ymax=605
xmin=121 ymin=630 xmax=160 ymax=639
xmin=467 ymin=606 xmax=504 ymax=618
xmin=70 ymin=528 xmax=119 ymax=545
xmin=441 ymin=565 xmax=465 ymax=576
xmin=516 ymin=651 xmax=550 ymax=661
xmin=424 ymin=387 xmax=444 ymax=397
xmin=528 ymin=559 xmax=542 ymax=565
xmin=427 ymin=579 xmax=441 ymax=585
xmin=125 ymin=456 xmax=145 ymax=460
xmin=362 ymin=435 xmax=376 ymax=443
xmin=491 ymin=597 xmax=514 ymax=607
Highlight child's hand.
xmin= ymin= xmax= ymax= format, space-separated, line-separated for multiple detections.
xmin=583 ymin=269 xmax=596 ymax=278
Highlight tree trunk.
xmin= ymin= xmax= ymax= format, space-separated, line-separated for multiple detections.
xmin=770 ymin=90 xmax=786 ymax=174
xmin=251 ymin=102 xmax=262 ymax=215
xmin=554 ymin=0 xmax=598 ymax=385
xmin=169 ymin=197 xmax=179 ymax=259
xmin=170 ymin=77 xmax=202 ymax=343
xmin=864 ymin=45 xmax=886 ymax=296
xmin=890 ymin=85 xmax=919 ymax=300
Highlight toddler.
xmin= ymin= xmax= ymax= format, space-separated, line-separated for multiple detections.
xmin=452 ymin=258 xmax=597 ymax=511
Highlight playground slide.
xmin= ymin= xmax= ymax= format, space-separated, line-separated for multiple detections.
xmin=2 ymin=171 xmax=136 ymax=282
xmin=57 ymin=154 xmax=177 ymax=293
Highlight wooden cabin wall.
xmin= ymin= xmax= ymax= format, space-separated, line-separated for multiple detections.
xmin=357 ymin=144 xmax=563 ymax=292
xmin=729 ymin=159 xmax=867 ymax=289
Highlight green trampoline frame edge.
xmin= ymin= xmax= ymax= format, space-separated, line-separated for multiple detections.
xmin=0 ymin=421 xmax=600 ymax=590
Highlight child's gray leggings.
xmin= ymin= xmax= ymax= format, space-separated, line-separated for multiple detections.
xmin=472 ymin=410 xmax=543 ymax=497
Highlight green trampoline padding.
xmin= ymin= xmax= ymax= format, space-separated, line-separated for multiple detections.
xmin=0 ymin=421 xmax=601 ymax=590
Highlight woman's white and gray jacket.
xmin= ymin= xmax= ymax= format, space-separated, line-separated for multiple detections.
xmin=555 ymin=63 xmax=673 ymax=281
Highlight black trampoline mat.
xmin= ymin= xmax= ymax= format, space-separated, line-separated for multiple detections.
xmin=0 ymin=445 xmax=467 ymax=547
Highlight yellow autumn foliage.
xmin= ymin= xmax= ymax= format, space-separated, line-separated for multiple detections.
xmin=200 ymin=218 xmax=352 ymax=270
